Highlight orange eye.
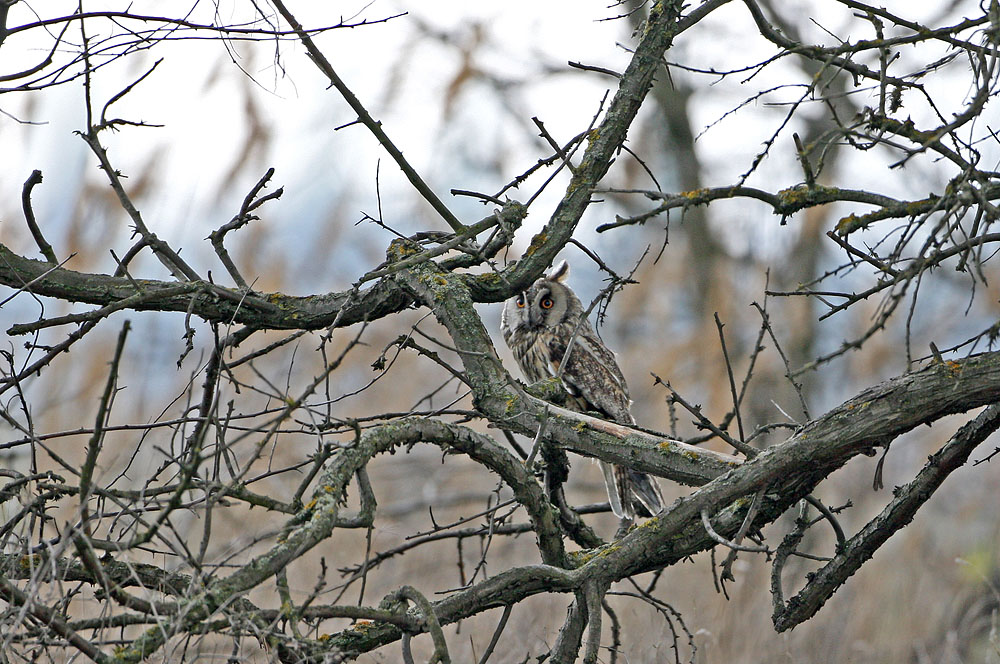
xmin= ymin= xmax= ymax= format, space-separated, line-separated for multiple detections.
xmin=540 ymin=297 xmax=554 ymax=309
xmin=515 ymin=295 xmax=526 ymax=308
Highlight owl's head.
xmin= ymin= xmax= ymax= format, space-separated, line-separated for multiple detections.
xmin=500 ymin=260 xmax=584 ymax=338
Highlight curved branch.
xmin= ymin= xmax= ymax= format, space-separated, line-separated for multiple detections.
xmin=390 ymin=586 xmax=451 ymax=664
xmin=173 ymin=348 xmax=999 ymax=661
xmin=701 ymin=508 xmax=769 ymax=553
xmin=0 ymin=200 xmax=528 ymax=336
xmin=773 ymin=402 xmax=1000 ymax=631
xmin=107 ymin=416 xmax=565 ymax=661
xmin=596 ymin=183 xmax=904 ymax=232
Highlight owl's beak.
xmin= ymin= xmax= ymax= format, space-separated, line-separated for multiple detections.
xmin=527 ymin=304 xmax=543 ymax=328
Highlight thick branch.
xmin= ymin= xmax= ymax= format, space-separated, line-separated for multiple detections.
xmin=0 ymin=201 xmax=528 ymax=336
xmin=772 ymin=402 xmax=1000 ymax=631
xmin=0 ymin=242 xmax=409 ymax=332
xmin=392 ymin=241 xmax=742 ymax=487
xmin=94 ymin=349 xmax=996 ymax=661
xmin=470 ymin=0 xmax=689 ymax=295
xmin=105 ymin=417 xmax=563 ymax=661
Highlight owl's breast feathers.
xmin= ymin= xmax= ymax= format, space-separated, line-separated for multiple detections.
xmin=508 ymin=322 xmax=633 ymax=424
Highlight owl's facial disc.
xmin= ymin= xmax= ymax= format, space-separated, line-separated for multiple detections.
xmin=527 ymin=287 xmax=552 ymax=328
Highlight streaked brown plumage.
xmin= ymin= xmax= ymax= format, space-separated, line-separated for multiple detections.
xmin=500 ymin=260 xmax=663 ymax=520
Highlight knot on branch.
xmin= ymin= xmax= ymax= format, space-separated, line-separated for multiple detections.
xmin=385 ymin=238 xmax=422 ymax=263
xmin=523 ymin=376 xmax=571 ymax=405
xmin=774 ymin=184 xmax=842 ymax=215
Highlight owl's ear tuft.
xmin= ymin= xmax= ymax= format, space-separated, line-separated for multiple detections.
xmin=547 ymin=260 xmax=570 ymax=283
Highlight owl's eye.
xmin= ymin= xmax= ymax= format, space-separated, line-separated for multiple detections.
xmin=540 ymin=296 xmax=555 ymax=309
xmin=515 ymin=295 xmax=526 ymax=308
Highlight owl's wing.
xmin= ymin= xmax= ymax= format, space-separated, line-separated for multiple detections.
xmin=548 ymin=329 xmax=634 ymax=425
xmin=546 ymin=326 xmax=664 ymax=520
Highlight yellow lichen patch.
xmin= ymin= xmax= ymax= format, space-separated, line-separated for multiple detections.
xmin=635 ymin=515 xmax=660 ymax=529
xmin=524 ymin=232 xmax=548 ymax=257
xmin=569 ymin=542 xmax=623 ymax=566
xmin=18 ymin=554 xmax=43 ymax=569
xmin=844 ymin=401 xmax=869 ymax=414
xmin=386 ymin=238 xmax=421 ymax=261
xmin=680 ymin=188 xmax=710 ymax=201
xmin=776 ymin=185 xmax=808 ymax=206
xmin=835 ymin=213 xmax=861 ymax=234
xmin=504 ymin=395 xmax=519 ymax=416
xmin=945 ymin=360 xmax=962 ymax=376
xmin=587 ymin=545 xmax=621 ymax=564
xmin=350 ymin=619 xmax=376 ymax=632
xmin=304 ymin=498 xmax=318 ymax=510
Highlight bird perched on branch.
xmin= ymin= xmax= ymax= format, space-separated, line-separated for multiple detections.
xmin=501 ymin=260 xmax=664 ymax=521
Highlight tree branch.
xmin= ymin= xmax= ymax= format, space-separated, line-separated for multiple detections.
xmin=773 ymin=402 xmax=1000 ymax=631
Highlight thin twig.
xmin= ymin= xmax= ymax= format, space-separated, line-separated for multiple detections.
xmin=701 ymin=509 xmax=769 ymax=553
xmin=270 ymin=0 xmax=465 ymax=233
xmin=21 ymin=170 xmax=57 ymax=263
xmin=714 ymin=313 xmax=749 ymax=451
xmin=476 ymin=604 xmax=513 ymax=664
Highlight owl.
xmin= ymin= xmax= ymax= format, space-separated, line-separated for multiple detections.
xmin=500 ymin=260 xmax=664 ymax=520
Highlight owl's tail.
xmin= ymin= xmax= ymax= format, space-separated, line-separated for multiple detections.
xmin=626 ymin=468 xmax=665 ymax=518
xmin=599 ymin=461 xmax=625 ymax=518
xmin=600 ymin=461 xmax=664 ymax=520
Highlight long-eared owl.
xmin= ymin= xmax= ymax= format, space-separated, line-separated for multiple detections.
xmin=500 ymin=260 xmax=664 ymax=520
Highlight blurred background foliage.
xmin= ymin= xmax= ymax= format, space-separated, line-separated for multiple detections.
xmin=2 ymin=1 xmax=999 ymax=661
